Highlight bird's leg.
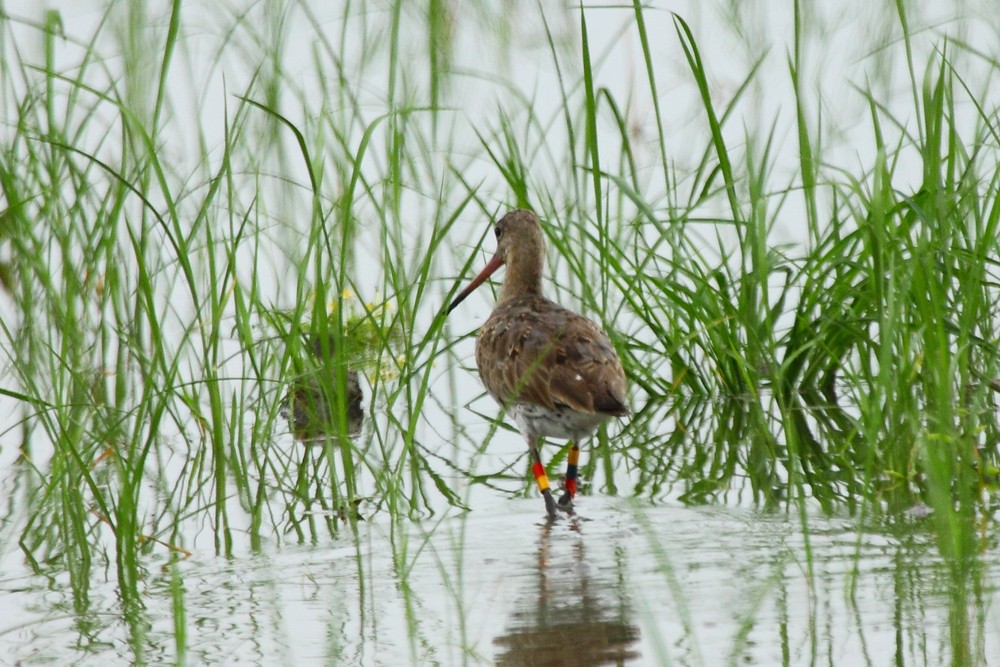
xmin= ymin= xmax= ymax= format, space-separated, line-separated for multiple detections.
xmin=558 ymin=443 xmax=581 ymax=508
xmin=528 ymin=438 xmax=558 ymax=519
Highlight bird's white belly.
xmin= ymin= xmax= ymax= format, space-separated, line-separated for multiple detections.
xmin=509 ymin=402 xmax=607 ymax=441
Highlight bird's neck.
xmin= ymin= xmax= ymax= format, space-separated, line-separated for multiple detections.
xmin=498 ymin=256 xmax=545 ymax=303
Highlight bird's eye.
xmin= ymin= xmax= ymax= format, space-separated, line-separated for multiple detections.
xmin=494 ymin=225 xmax=502 ymax=239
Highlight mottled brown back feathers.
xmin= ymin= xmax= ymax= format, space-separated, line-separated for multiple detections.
xmin=475 ymin=294 xmax=628 ymax=417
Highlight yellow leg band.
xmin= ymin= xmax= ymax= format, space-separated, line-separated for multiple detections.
xmin=532 ymin=461 xmax=550 ymax=492
xmin=536 ymin=474 xmax=550 ymax=493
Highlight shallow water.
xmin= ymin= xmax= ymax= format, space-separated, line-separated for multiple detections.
xmin=3 ymin=498 xmax=993 ymax=665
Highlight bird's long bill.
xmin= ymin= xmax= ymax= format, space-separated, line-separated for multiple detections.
xmin=447 ymin=252 xmax=504 ymax=314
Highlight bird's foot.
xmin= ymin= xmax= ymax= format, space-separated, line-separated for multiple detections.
xmin=556 ymin=491 xmax=574 ymax=511
xmin=543 ymin=489 xmax=559 ymax=521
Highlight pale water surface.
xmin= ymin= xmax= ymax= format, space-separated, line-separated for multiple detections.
xmin=3 ymin=498 xmax=994 ymax=665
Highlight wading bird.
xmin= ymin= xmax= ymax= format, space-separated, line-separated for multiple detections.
xmin=447 ymin=210 xmax=628 ymax=519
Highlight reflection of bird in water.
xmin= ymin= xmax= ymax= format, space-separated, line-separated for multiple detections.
xmin=448 ymin=210 xmax=629 ymax=519
xmin=281 ymin=334 xmax=363 ymax=442
xmin=493 ymin=520 xmax=641 ymax=666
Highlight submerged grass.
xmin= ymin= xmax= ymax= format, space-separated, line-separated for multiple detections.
xmin=0 ymin=0 xmax=999 ymax=664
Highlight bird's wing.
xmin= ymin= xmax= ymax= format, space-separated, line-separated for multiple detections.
xmin=476 ymin=299 xmax=628 ymax=416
